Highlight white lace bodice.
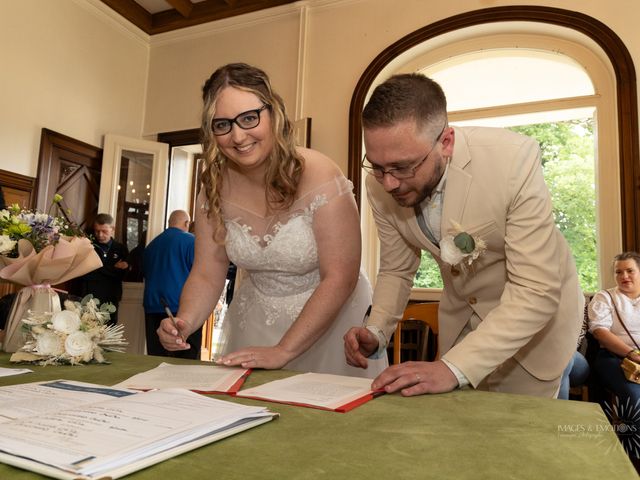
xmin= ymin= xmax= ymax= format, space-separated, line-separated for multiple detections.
xmin=222 ymin=175 xmax=353 ymax=298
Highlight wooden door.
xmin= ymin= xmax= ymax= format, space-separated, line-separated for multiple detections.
xmin=36 ymin=129 xmax=102 ymax=232
xmin=0 ymin=170 xmax=37 ymax=298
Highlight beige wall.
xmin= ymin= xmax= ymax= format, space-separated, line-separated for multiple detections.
xmin=1 ymin=0 xmax=638 ymax=178
xmin=144 ymin=0 xmax=640 ymax=172
xmin=145 ymin=10 xmax=301 ymax=136
xmin=0 ymin=0 xmax=149 ymax=178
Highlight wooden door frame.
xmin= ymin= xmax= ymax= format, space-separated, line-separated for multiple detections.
xmin=0 ymin=169 xmax=37 ymax=297
xmin=157 ymin=128 xmax=201 ymax=219
xmin=0 ymin=169 xmax=36 ymax=209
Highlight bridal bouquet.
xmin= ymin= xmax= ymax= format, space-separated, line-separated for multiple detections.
xmin=0 ymin=195 xmax=103 ymax=352
xmin=0 ymin=195 xmax=80 ymax=257
xmin=10 ymin=295 xmax=127 ymax=365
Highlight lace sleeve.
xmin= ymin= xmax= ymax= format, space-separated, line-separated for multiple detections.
xmin=297 ymin=175 xmax=355 ymax=215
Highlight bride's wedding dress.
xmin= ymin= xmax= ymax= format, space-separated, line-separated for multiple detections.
xmin=219 ymin=176 xmax=388 ymax=377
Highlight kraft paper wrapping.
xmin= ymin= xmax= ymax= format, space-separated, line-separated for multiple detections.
xmin=0 ymin=237 xmax=102 ymax=353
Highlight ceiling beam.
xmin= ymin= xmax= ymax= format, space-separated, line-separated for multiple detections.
xmin=100 ymin=0 xmax=152 ymax=33
xmin=149 ymin=0 xmax=299 ymax=35
xmin=166 ymin=0 xmax=194 ymax=18
xmin=101 ymin=0 xmax=300 ymax=35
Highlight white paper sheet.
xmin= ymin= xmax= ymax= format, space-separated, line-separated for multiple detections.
xmin=0 ymin=367 xmax=32 ymax=378
xmin=0 ymin=387 xmax=273 ymax=478
xmin=236 ymin=373 xmax=375 ymax=410
xmin=0 ymin=379 xmax=134 ymax=423
xmin=0 ymin=367 xmax=33 ymax=377
xmin=112 ymin=362 xmax=249 ymax=392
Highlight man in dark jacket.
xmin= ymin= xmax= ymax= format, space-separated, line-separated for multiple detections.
xmin=75 ymin=213 xmax=129 ymax=325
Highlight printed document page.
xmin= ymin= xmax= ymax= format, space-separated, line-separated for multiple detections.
xmin=236 ymin=373 xmax=376 ymax=410
xmin=0 ymin=380 xmax=134 ymax=423
xmin=113 ymin=362 xmax=249 ymax=392
xmin=0 ymin=388 xmax=273 ymax=478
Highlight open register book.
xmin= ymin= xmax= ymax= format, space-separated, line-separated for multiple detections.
xmin=0 ymin=380 xmax=275 ymax=479
xmin=113 ymin=362 xmax=250 ymax=394
xmin=235 ymin=372 xmax=383 ymax=412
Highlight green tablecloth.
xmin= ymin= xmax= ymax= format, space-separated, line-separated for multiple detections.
xmin=0 ymin=352 xmax=636 ymax=479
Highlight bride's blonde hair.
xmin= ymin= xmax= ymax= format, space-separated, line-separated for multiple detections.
xmin=200 ymin=63 xmax=304 ymax=242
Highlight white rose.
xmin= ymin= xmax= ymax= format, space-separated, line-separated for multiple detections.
xmin=440 ymin=236 xmax=465 ymax=266
xmin=51 ymin=310 xmax=81 ymax=334
xmin=35 ymin=331 xmax=64 ymax=356
xmin=0 ymin=235 xmax=16 ymax=254
xmin=65 ymin=331 xmax=94 ymax=359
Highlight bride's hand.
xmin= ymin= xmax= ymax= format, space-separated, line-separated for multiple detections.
xmin=215 ymin=345 xmax=292 ymax=369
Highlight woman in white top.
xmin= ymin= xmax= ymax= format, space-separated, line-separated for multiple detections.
xmin=588 ymin=251 xmax=640 ymax=427
xmin=589 ymin=253 xmax=640 ymax=353
xmin=157 ymin=63 xmax=387 ymax=378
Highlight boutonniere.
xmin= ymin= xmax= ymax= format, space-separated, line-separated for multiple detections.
xmin=440 ymin=221 xmax=486 ymax=270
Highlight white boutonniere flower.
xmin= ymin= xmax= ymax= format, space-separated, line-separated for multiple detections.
xmin=440 ymin=221 xmax=487 ymax=270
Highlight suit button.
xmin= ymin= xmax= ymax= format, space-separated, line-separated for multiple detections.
xmin=451 ymin=267 xmax=460 ymax=276
xmin=468 ymin=297 xmax=477 ymax=305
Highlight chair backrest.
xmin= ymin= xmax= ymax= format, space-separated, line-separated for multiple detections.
xmin=393 ymin=302 xmax=439 ymax=364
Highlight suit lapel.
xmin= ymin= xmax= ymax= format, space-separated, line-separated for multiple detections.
xmin=441 ymin=129 xmax=472 ymax=236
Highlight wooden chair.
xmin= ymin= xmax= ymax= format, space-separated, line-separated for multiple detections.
xmin=392 ymin=302 xmax=439 ymax=364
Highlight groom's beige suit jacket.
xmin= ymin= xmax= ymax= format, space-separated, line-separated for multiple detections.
xmin=366 ymin=126 xmax=583 ymax=387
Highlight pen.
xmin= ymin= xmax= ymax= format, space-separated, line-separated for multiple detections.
xmin=160 ymin=297 xmax=185 ymax=342
xmin=362 ymin=305 xmax=372 ymax=327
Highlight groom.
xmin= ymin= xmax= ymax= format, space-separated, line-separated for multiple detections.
xmin=344 ymin=73 xmax=583 ymax=397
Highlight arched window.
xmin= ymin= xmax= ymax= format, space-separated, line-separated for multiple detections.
xmin=411 ymin=43 xmax=604 ymax=293
xmin=349 ymin=7 xmax=639 ymax=298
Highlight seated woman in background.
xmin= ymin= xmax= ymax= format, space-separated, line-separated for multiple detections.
xmin=158 ymin=63 xmax=387 ymax=378
xmin=588 ymin=251 xmax=640 ymax=416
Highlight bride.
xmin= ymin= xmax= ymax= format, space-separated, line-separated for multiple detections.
xmin=158 ymin=63 xmax=387 ymax=378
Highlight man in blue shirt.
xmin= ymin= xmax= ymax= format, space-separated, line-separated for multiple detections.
xmin=143 ymin=210 xmax=199 ymax=358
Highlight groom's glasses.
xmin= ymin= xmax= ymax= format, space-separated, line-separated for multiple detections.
xmin=362 ymin=125 xmax=446 ymax=180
